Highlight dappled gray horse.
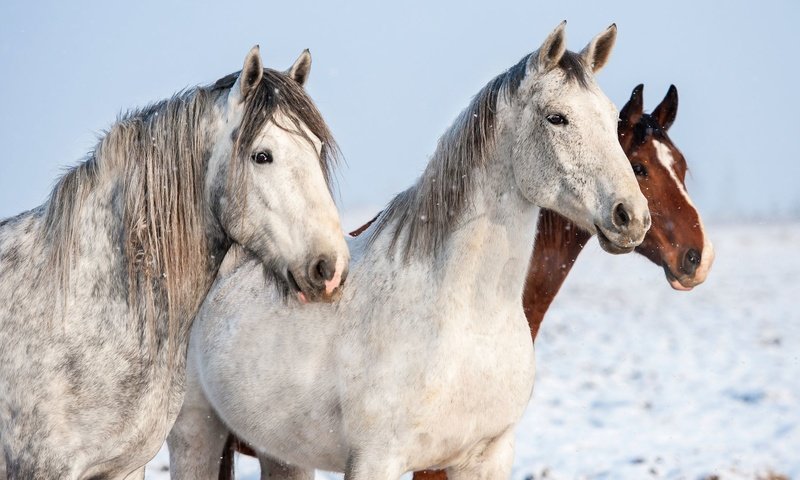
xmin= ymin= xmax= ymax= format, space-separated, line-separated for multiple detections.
xmin=0 ymin=46 xmax=348 ymax=479
xmin=170 ymin=23 xmax=651 ymax=480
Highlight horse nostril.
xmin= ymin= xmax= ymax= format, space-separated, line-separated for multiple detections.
xmin=612 ymin=203 xmax=630 ymax=229
xmin=310 ymin=256 xmax=335 ymax=286
xmin=683 ymin=248 xmax=701 ymax=275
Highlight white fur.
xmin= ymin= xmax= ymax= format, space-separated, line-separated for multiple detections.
xmin=168 ymin=24 xmax=650 ymax=480
xmin=0 ymin=48 xmax=348 ymax=478
xmin=653 ymin=140 xmax=714 ymax=281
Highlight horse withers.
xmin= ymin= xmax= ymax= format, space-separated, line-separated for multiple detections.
xmin=0 ymin=47 xmax=348 ymax=479
xmin=169 ymin=22 xmax=649 ymax=479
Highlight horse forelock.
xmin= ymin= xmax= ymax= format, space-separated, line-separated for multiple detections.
xmin=555 ymin=51 xmax=591 ymax=89
xmin=631 ymin=113 xmax=665 ymax=143
xmin=367 ymin=50 xmax=591 ymax=261
xmin=225 ymin=68 xmax=339 ymax=195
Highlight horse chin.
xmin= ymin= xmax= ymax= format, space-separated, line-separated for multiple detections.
xmin=595 ymin=226 xmax=636 ymax=255
xmin=285 ymin=268 xmax=310 ymax=303
xmin=663 ymin=265 xmax=694 ymax=291
xmin=285 ymin=267 xmax=342 ymax=304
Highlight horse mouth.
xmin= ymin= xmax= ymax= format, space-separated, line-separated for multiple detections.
xmin=285 ymin=269 xmax=309 ymax=303
xmin=663 ymin=264 xmax=693 ymax=291
xmin=595 ymin=225 xmax=635 ymax=255
xmin=285 ymin=267 xmax=343 ymax=304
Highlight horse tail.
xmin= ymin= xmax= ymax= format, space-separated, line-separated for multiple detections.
xmin=349 ymin=211 xmax=382 ymax=237
xmin=218 ymin=434 xmax=236 ymax=480
xmin=219 ymin=434 xmax=260 ymax=480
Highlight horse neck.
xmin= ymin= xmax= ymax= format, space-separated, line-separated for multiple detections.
xmin=427 ymin=157 xmax=541 ymax=314
xmin=522 ymin=209 xmax=592 ymax=341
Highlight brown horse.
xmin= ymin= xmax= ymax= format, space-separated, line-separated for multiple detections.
xmin=216 ymin=84 xmax=714 ymax=480
xmin=523 ymin=83 xmax=714 ymax=340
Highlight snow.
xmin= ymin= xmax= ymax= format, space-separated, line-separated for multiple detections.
xmin=146 ymin=221 xmax=800 ymax=479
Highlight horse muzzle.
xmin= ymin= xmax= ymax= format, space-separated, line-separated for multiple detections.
xmin=663 ymin=240 xmax=715 ymax=291
xmin=595 ymin=199 xmax=651 ymax=255
xmin=289 ymin=254 xmax=349 ymax=304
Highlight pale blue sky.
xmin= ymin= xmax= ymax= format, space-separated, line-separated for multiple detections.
xmin=1 ymin=1 xmax=798 ymax=222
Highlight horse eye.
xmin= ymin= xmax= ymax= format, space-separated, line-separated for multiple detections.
xmin=632 ymin=163 xmax=648 ymax=177
xmin=546 ymin=114 xmax=568 ymax=126
xmin=251 ymin=150 xmax=273 ymax=165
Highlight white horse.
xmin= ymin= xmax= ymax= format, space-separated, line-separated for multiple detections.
xmin=0 ymin=47 xmax=348 ymax=479
xmin=170 ymin=23 xmax=650 ymax=480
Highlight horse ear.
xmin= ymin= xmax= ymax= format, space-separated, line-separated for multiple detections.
xmin=580 ymin=24 xmax=617 ymax=73
xmin=287 ymin=49 xmax=312 ymax=87
xmin=620 ymin=84 xmax=644 ymax=126
xmin=232 ymin=45 xmax=263 ymax=103
xmin=530 ymin=21 xmax=567 ymax=73
xmin=652 ymin=84 xmax=679 ymax=131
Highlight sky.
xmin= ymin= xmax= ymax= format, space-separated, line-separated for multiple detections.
xmin=1 ymin=0 xmax=798 ymax=223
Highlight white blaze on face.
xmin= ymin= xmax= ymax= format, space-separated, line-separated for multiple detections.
xmin=653 ymin=140 xmax=715 ymax=283
xmin=653 ymin=141 xmax=690 ymax=203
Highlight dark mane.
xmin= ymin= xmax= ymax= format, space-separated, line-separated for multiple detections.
xmin=213 ymin=68 xmax=339 ymax=188
xmin=507 ymin=50 xmax=589 ymax=95
xmin=367 ymin=49 xmax=590 ymax=260
xmin=631 ymin=113 xmax=667 ymax=145
xmin=556 ymin=51 xmax=590 ymax=88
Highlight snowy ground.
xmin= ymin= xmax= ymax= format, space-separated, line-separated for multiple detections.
xmin=146 ymin=220 xmax=800 ymax=480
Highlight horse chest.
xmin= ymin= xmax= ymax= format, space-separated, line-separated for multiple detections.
xmin=338 ymin=304 xmax=535 ymax=469
xmin=423 ymin=310 xmax=535 ymax=433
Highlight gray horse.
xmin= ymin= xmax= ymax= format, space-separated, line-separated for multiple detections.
xmin=170 ymin=23 xmax=651 ymax=480
xmin=0 ymin=46 xmax=348 ymax=479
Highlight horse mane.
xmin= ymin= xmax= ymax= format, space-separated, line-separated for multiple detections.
xmin=367 ymin=51 xmax=588 ymax=260
xmin=42 ymin=67 xmax=338 ymax=355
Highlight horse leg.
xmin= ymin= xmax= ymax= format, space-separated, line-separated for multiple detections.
xmin=258 ymin=455 xmax=313 ymax=480
xmin=445 ymin=429 xmax=515 ymax=480
xmin=167 ymin=395 xmax=227 ymax=479
xmin=344 ymin=451 xmax=404 ymax=480
xmin=166 ymin=363 xmax=228 ymax=480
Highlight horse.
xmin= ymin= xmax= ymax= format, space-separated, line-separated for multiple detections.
xmin=411 ymin=83 xmax=715 ymax=480
xmin=168 ymin=22 xmax=650 ymax=480
xmin=217 ymin=83 xmax=716 ymax=480
xmin=523 ymin=83 xmax=714 ymax=339
xmin=0 ymin=46 xmax=349 ymax=479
